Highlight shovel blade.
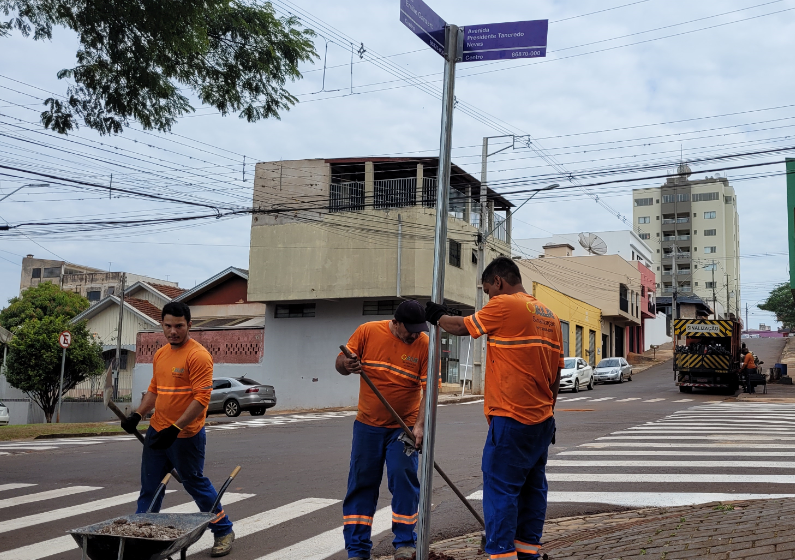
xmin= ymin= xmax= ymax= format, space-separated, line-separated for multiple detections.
xmin=102 ymin=364 xmax=114 ymax=407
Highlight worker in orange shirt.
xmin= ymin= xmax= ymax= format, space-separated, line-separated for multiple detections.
xmin=426 ymin=257 xmax=564 ymax=560
xmin=335 ymin=300 xmax=430 ymax=560
xmin=740 ymin=347 xmax=757 ymax=393
xmin=120 ymin=302 xmax=234 ymax=557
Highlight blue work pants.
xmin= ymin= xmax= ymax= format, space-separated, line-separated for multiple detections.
xmin=343 ymin=420 xmax=420 ymax=558
xmin=136 ymin=426 xmax=233 ymax=537
xmin=482 ymin=415 xmax=555 ymax=560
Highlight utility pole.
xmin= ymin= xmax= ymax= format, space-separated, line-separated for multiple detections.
xmin=711 ymin=261 xmax=717 ymax=319
xmin=113 ymin=273 xmax=126 ymax=401
xmin=726 ymin=273 xmax=730 ymax=320
xmin=746 ymin=303 xmax=749 ymax=333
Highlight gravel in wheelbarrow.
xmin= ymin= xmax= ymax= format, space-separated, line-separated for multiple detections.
xmin=98 ymin=518 xmax=185 ymax=539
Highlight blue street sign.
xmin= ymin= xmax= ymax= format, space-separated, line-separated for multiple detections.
xmin=399 ymin=0 xmax=447 ymax=57
xmin=461 ymin=20 xmax=548 ymax=62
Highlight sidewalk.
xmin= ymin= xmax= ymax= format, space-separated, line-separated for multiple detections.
xmin=393 ymin=497 xmax=795 ymax=559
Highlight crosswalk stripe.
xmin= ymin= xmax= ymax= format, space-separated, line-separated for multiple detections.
xmin=560 ymin=450 xmax=795 ymax=457
xmin=464 ymin=490 xmax=795 ymax=506
xmin=642 ymin=398 xmax=666 ymax=402
xmin=0 ymin=493 xmax=254 ymax=560
xmin=614 ymin=398 xmax=641 ymax=402
xmin=599 ymin=435 xmax=795 ymax=440
xmin=672 ymin=399 xmax=694 ymax=402
xmin=625 ymin=427 xmax=795 ymax=432
xmin=546 ymin=473 xmax=795 ymax=483
xmin=0 ymin=446 xmax=59 ymax=451
xmin=187 ymin=497 xmax=340 ymax=556
xmin=562 ymin=397 xmax=590 ymax=402
xmin=253 ymin=506 xmax=392 ymax=560
xmin=0 ymin=490 xmax=174 ymax=535
xmin=548 ymin=460 xmax=795 ymax=468
xmin=0 ymin=484 xmax=36 ymax=493
xmin=0 ymin=486 xmax=101 ymax=509
xmin=583 ymin=442 xmax=795 ymax=448
xmin=588 ymin=397 xmax=615 ymax=402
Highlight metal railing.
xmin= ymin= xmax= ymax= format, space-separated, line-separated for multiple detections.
xmin=374 ymin=178 xmax=416 ymax=209
xmin=329 ymin=181 xmax=365 ymax=212
xmin=662 ymin=235 xmax=676 ymax=241
xmin=677 ymin=270 xmax=691 ymax=275
xmin=422 ymin=177 xmax=438 ymax=207
xmin=676 ymin=252 xmax=691 ymax=259
xmin=662 ymin=270 xmax=673 ymax=276
xmin=662 ymin=217 xmax=690 ymax=224
xmin=493 ymin=214 xmax=507 ymax=242
xmin=65 ymin=371 xmax=132 ymax=402
xmin=677 ymin=235 xmax=691 ymax=241
xmin=663 ymin=286 xmax=675 ymax=293
xmin=679 ymin=286 xmax=692 ymax=293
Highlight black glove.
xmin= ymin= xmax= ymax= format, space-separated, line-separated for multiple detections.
xmin=120 ymin=412 xmax=141 ymax=435
xmin=425 ymin=301 xmax=449 ymax=325
xmin=148 ymin=424 xmax=181 ymax=450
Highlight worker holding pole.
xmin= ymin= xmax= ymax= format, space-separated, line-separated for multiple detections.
xmin=335 ymin=300 xmax=431 ymax=560
xmin=426 ymin=257 xmax=564 ymax=560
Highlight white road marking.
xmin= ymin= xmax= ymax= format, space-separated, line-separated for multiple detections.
xmin=187 ymin=497 xmax=340 ymax=556
xmin=546 ymin=473 xmax=795 ymax=483
xmin=0 ymin=490 xmax=174 ymax=535
xmin=0 ymin=486 xmax=100 ymax=509
xmin=614 ymin=398 xmax=641 ymax=402
xmin=583 ymin=442 xmax=795 ymax=449
xmin=1 ymin=493 xmax=254 ymax=560
xmin=588 ymin=398 xmax=615 ymax=402
xmin=598 ymin=435 xmax=795 ymax=440
xmin=0 ymin=446 xmax=59 ymax=451
xmin=562 ymin=397 xmax=590 ymax=402
xmin=663 ymin=418 xmax=795 ymax=424
xmin=457 ymin=399 xmax=485 ymax=405
xmin=253 ymin=506 xmax=392 ymax=560
xmin=466 ymin=490 xmax=795 ymax=505
xmin=672 ymin=399 xmax=694 ymax=402
xmin=623 ymin=427 xmax=795 ymax=432
xmin=0 ymin=484 xmax=36 ymax=493
xmin=547 ymin=460 xmax=795 ymax=469
xmin=642 ymin=398 xmax=666 ymax=402
xmin=560 ymin=450 xmax=795 ymax=457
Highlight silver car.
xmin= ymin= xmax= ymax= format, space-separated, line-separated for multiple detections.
xmin=594 ymin=357 xmax=633 ymax=383
xmin=0 ymin=400 xmax=9 ymax=426
xmin=208 ymin=377 xmax=277 ymax=417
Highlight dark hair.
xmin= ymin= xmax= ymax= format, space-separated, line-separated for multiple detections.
xmin=482 ymin=257 xmax=522 ymax=286
xmin=161 ymin=301 xmax=191 ymax=322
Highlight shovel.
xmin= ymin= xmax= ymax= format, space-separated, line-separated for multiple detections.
xmin=102 ymin=365 xmax=182 ymax=483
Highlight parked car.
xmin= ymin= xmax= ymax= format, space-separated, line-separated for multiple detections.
xmin=208 ymin=377 xmax=277 ymax=417
xmin=594 ymin=357 xmax=633 ymax=383
xmin=560 ymin=357 xmax=594 ymax=392
xmin=0 ymin=401 xmax=9 ymax=426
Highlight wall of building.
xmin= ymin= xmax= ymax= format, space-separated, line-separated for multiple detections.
xmin=136 ymin=329 xmax=264 ymax=364
xmin=126 ymin=285 xmax=169 ymax=307
xmin=513 ymin=230 xmax=654 ymax=268
xmin=644 ymin=313 xmax=672 ymax=350
xmin=188 ymin=276 xmax=250 ymax=305
xmin=533 ymin=283 xmax=602 ymax=364
xmin=189 ymin=303 xmax=267 ymax=319
xmin=85 ymin=304 xmax=157 ymax=347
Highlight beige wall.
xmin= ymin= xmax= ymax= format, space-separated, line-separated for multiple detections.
xmin=189 ymin=303 xmax=267 ymax=318
xmin=83 ymin=304 xmax=158 ymax=348
xmin=248 ymin=159 xmax=509 ymax=305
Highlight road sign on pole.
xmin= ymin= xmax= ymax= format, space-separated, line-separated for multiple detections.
xmin=399 ymin=0 xmax=447 ymax=56
xmin=56 ymin=331 xmax=71 ymax=423
xmin=461 ymin=20 xmax=549 ymax=62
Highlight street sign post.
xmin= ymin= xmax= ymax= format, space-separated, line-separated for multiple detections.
xmin=399 ymin=5 xmax=549 ymax=559
xmin=56 ymin=331 xmax=71 ymax=423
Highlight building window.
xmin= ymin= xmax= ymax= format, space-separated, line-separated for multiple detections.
xmin=106 ymin=286 xmax=115 ymax=296
xmin=43 ymin=267 xmax=61 ymax=278
xmin=724 ymin=196 xmax=733 ymax=204
xmin=704 ymin=211 xmax=716 ymax=219
xmin=471 ymin=249 xmax=478 ymax=264
xmin=363 ymin=300 xmax=400 ymax=316
xmin=634 ymin=197 xmax=653 ymax=206
xmin=87 ymin=290 xmax=101 ymax=302
xmin=275 ymin=303 xmax=316 ymax=318
xmin=31 ymin=268 xmax=42 ymax=279
xmin=693 ymin=192 xmax=719 ymax=202
xmin=706 ymin=282 xmax=717 ymax=289
xmin=678 ymin=193 xmax=689 ymax=202
xmin=448 ymin=239 xmax=461 ymax=268
xmin=704 ymin=229 xmax=716 ymax=236
xmin=704 ymin=263 xmax=717 ymax=271
xmin=704 ymin=246 xmax=717 ymax=254
xmin=662 ymin=194 xmax=674 ymax=203
xmin=639 ymin=233 xmax=650 ymax=240
xmin=638 ymin=216 xmax=650 ymax=224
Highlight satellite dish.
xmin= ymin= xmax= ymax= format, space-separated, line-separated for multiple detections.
xmin=578 ymin=232 xmax=608 ymax=255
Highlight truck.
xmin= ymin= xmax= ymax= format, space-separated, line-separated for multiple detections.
xmin=673 ymin=318 xmax=741 ymax=394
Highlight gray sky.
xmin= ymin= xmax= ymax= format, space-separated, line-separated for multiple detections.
xmin=0 ymin=0 xmax=792 ymax=327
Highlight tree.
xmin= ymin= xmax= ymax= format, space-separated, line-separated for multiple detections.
xmin=1 ymin=0 xmax=317 ymax=135
xmin=0 ymin=281 xmax=89 ymax=330
xmin=5 ymin=315 xmax=103 ymax=422
xmin=758 ymin=283 xmax=795 ymax=330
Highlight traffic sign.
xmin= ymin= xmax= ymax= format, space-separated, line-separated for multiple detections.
xmin=399 ymin=0 xmax=447 ymax=57
xmin=59 ymin=331 xmax=72 ymax=349
xmin=461 ymin=20 xmax=549 ymax=62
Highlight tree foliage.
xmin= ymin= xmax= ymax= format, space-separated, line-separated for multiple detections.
xmin=0 ymin=281 xmax=89 ymax=330
xmin=758 ymin=283 xmax=795 ymax=330
xmin=5 ymin=315 xmax=104 ymax=422
xmin=1 ymin=0 xmax=317 ymax=134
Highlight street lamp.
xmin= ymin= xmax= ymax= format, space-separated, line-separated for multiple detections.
xmin=0 ymin=182 xmax=49 ymax=203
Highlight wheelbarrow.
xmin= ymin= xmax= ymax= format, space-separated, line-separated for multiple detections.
xmin=68 ymin=466 xmax=241 ymax=560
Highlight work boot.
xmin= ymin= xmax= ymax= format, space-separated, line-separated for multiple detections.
xmin=394 ymin=546 xmax=416 ymax=559
xmin=211 ymin=531 xmax=235 ymax=557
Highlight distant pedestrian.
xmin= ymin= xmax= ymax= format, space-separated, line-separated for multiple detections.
xmin=426 ymin=257 xmax=564 ymax=560
xmin=335 ymin=300 xmax=431 ymax=560
xmin=120 ymin=301 xmax=235 ymax=557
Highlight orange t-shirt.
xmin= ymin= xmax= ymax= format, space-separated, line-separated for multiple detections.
xmin=343 ymin=320 xmax=430 ymax=428
xmin=148 ymin=338 xmax=213 ymax=438
xmin=742 ymin=352 xmax=755 ymax=370
xmin=464 ymin=292 xmax=565 ymax=426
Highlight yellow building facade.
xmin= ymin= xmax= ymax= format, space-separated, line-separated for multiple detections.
xmin=533 ymin=282 xmax=602 ymax=365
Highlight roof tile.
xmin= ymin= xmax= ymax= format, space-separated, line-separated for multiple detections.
xmin=149 ymin=283 xmax=186 ymax=299
xmin=125 ymin=297 xmax=162 ymax=322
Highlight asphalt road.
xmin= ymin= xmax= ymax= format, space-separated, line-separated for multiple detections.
xmin=0 ymin=337 xmax=787 ymax=560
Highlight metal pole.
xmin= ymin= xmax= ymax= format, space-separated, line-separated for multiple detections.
xmin=473 ymin=138 xmax=488 ymax=395
xmin=417 ymin=23 xmax=459 ymax=560
xmin=56 ymin=346 xmax=66 ymax=423
xmin=397 ymin=215 xmax=402 ymax=298
xmin=114 ymin=273 xmax=125 ymax=400
xmin=712 ymin=262 xmax=717 ymax=319
xmin=726 ymin=273 xmax=730 ymax=320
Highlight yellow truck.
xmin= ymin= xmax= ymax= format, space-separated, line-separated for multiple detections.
xmin=674 ymin=319 xmax=741 ymax=394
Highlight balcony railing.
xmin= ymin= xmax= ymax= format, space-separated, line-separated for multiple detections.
xmin=662 ymin=271 xmax=673 ymax=276
xmin=677 ymin=235 xmax=691 ymax=241
xmin=680 ymin=286 xmax=692 ymax=293
xmin=662 ymin=236 xmax=676 ymax=241
xmin=677 ymin=270 xmax=691 ymax=275
xmin=662 ymin=217 xmax=690 ymax=224
xmin=329 ymin=181 xmax=365 ymax=212
xmin=493 ymin=214 xmax=507 ymax=242
xmin=663 ymin=286 xmax=674 ymax=293
xmin=374 ymin=178 xmax=416 ymax=209
xmin=677 ymin=252 xmax=691 ymax=259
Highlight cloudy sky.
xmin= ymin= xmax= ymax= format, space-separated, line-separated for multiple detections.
xmin=0 ymin=0 xmax=792 ymax=327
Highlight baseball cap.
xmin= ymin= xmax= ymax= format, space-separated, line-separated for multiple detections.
xmin=394 ymin=300 xmax=429 ymax=333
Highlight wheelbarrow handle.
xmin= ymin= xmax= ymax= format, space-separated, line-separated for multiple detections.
xmin=209 ymin=466 xmax=242 ymax=514
xmin=146 ymin=473 xmax=172 ymax=513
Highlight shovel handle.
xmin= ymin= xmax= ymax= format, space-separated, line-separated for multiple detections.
xmin=146 ymin=473 xmax=173 ymax=513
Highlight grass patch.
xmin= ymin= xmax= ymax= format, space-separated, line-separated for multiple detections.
xmin=713 ymin=504 xmax=735 ymax=512
xmin=0 ymin=422 xmax=148 ymax=442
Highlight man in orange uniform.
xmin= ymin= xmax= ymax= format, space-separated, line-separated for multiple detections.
xmin=426 ymin=257 xmax=564 ymax=560
xmin=335 ymin=300 xmax=430 ymax=560
xmin=120 ymin=302 xmax=234 ymax=557
xmin=740 ymin=347 xmax=757 ymax=393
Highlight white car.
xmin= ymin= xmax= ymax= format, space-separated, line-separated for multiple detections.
xmin=560 ymin=357 xmax=594 ymax=392
xmin=0 ymin=401 xmax=9 ymax=426
xmin=594 ymin=357 xmax=633 ymax=383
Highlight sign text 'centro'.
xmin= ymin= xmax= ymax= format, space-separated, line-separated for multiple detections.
xmin=462 ymin=20 xmax=548 ymax=62
xmin=686 ymin=324 xmax=721 ymax=333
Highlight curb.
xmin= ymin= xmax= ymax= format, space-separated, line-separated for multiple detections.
xmin=439 ymin=395 xmax=483 ymax=405
xmin=34 ymin=429 xmax=146 ymax=440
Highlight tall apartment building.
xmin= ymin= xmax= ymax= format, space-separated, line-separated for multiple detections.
xmin=631 ymin=164 xmax=740 ymax=318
